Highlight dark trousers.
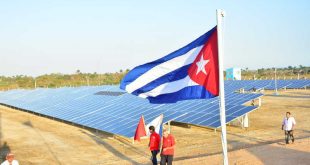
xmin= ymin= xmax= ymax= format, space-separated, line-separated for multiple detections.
xmin=160 ymin=155 xmax=173 ymax=165
xmin=285 ymin=130 xmax=294 ymax=144
xmin=151 ymin=150 xmax=159 ymax=165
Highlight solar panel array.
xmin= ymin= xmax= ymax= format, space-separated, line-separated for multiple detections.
xmin=0 ymin=83 xmax=264 ymax=138
xmin=225 ymin=79 xmax=310 ymax=92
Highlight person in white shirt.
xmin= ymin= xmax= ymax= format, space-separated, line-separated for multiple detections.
xmin=281 ymin=112 xmax=296 ymax=144
xmin=1 ymin=153 xmax=19 ymax=165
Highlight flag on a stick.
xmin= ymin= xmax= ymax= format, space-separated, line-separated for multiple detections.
xmin=146 ymin=114 xmax=164 ymax=136
xmin=134 ymin=116 xmax=147 ymax=141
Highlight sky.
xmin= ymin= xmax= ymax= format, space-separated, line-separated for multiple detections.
xmin=0 ymin=0 xmax=309 ymax=76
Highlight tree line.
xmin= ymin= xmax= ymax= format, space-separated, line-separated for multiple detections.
xmin=0 ymin=66 xmax=309 ymax=90
xmin=241 ymin=65 xmax=310 ymax=80
xmin=0 ymin=69 xmax=129 ymax=90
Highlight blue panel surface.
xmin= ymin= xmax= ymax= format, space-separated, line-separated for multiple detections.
xmin=0 ymin=82 xmax=269 ymax=137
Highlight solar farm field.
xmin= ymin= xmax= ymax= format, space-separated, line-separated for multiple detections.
xmin=0 ymin=85 xmax=263 ymax=138
xmin=0 ymin=87 xmax=309 ymax=164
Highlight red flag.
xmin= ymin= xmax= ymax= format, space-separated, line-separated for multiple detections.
xmin=134 ymin=116 xmax=147 ymax=141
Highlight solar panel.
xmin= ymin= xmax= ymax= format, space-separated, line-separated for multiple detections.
xmin=225 ymin=79 xmax=310 ymax=92
xmin=0 ymin=83 xmax=265 ymax=138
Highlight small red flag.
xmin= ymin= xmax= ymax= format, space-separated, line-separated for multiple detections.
xmin=134 ymin=116 xmax=147 ymax=141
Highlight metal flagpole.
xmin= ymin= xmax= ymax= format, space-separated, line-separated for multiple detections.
xmin=216 ymin=9 xmax=229 ymax=165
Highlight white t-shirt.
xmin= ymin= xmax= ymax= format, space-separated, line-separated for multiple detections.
xmin=1 ymin=160 xmax=19 ymax=165
xmin=282 ymin=117 xmax=296 ymax=131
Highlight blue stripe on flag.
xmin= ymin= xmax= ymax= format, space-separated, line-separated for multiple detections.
xmin=147 ymin=85 xmax=216 ymax=104
xmin=131 ymin=64 xmax=191 ymax=95
xmin=159 ymin=122 xmax=163 ymax=137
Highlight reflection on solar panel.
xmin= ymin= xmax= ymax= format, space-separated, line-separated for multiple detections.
xmin=0 ymin=84 xmax=264 ymax=138
xmin=94 ymin=91 xmax=126 ymax=96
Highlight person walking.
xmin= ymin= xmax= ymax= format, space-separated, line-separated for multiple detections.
xmin=282 ymin=112 xmax=296 ymax=144
xmin=149 ymin=126 xmax=160 ymax=165
xmin=160 ymin=129 xmax=175 ymax=165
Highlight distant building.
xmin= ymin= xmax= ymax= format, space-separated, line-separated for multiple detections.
xmin=226 ymin=68 xmax=241 ymax=80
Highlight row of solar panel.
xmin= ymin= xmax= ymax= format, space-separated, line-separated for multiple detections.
xmin=0 ymin=86 xmax=261 ymax=137
xmin=0 ymin=87 xmax=262 ymax=107
xmin=225 ymin=79 xmax=310 ymax=92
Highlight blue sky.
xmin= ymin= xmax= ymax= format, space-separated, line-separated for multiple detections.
xmin=0 ymin=0 xmax=309 ymax=76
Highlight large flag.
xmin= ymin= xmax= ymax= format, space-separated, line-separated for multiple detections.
xmin=146 ymin=114 xmax=164 ymax=136
xmin=121 ymin=27 xmax=219 ymax=103
xmin=134 ymin=116 xmax=147 ymax=141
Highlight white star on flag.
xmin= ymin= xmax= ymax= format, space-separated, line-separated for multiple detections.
xmin=195 ymin=54 xmax=209 ymax=75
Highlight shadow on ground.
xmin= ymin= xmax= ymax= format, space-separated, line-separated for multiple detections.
xmin=23 ymin=120 xmax=33 ymax=127
xmin=0 ymin=142 xmax=10 ymax=162
xmin=80 ymin=130 xmax=149 ymax=165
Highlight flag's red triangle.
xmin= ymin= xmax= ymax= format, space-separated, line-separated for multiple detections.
xmin=134 ymin=116 xmax=147 ymax=141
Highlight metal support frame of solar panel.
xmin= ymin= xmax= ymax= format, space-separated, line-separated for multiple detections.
xmin=0 ymin=85 xmax=263 ymax=138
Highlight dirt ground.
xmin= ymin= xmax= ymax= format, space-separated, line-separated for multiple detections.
xmin=179 ymin=138 xmax=310 ymax=165
xmin=0 ymin=89 xmax=309 ymax=165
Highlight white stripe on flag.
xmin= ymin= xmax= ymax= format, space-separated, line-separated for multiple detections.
xmin=146 ymin=114 xmax=163 ymax=136
xmin=125 ymin=45 xmax=204 ymax=93
xmin=138 ymin=76 xmax=198 ymax=98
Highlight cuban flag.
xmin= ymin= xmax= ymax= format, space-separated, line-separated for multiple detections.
xmin=120 ymin=26 xmax=219 ymax=103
